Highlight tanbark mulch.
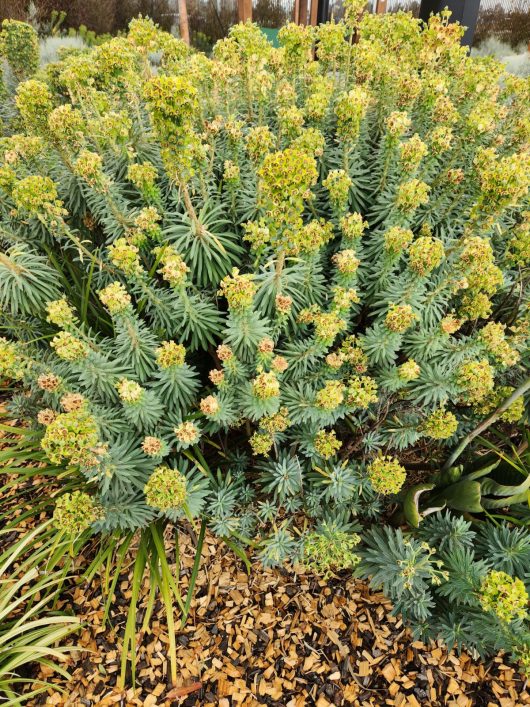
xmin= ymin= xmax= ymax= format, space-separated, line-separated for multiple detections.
xmin=27 ymin=531 xmax=530 ymax=707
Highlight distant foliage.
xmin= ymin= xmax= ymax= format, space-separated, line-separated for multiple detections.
xmin=0 ymin=7 xmax=529 ymax=588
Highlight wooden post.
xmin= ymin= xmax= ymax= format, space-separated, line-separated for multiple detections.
xmin=294 ymin=0 xmax=300 ymax=24
xmin=238 ymin=0 xmax=252 ymax=22
xmin=375 ymin=0 xmax=387 ymax=13
xmin=309 ymin=0 xmax=318 ymax=25
xmin=178 ymin=0 xmax=190 ymax=45
xmin=299 ymin=0 xmax=308 ymax=25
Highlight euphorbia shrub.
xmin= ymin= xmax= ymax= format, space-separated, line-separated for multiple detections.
xmin=0 ymin=7 xmax=529 ymax=571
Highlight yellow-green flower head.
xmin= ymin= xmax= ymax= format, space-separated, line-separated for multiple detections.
xmin=332 ymin=249 xmax=360 ymax=275
xmin=332 ymin=287 xmax=359 ymax=311
xmin=12 ymin=175 xmax=63 ymax=216
xmin=460 ymin=292 xmax=494 ymax=321
xmin=396 ymin=179 xmax=430 ymax=214
xmin=246 ymin=126 xmax=275 ymax=163
xmin=156 ymin=341 xmax=186 ymax=369
xmin=144 ymin=465 xmax=188 ymax=510
xmin=250 ymin=431 xmax=274 ymax=456
xmin=37 ymin=372 xmax=61 ymax=392
xmin=314 ymin=429 xmax=342 ymax=460
xmin=131 ymin=207 xmax=161 ymax=244
xmin=323 ymin=169 xmax=352 ymax=212
xmin=175 ymin=421 xmax=201 ymax=447
xmin=108 ymin=239 xmax=143 ymax=278
xmin=260 ymin=407 xmax=291 ymax=434
xmin=398 ymin=359 xmax=421 ymax=382
xmin=335 ymin=87 xmax=371 ymax=142
xmin=474 ymin=386 xmax=525 ymax=424
xmin=223 ymin=160 xmax=240 ymax=185
xmin=93 ymin=37 xmax=141 ymax=87
xmin=243 ymin=220 xmax=270 ymax=250
xmin=53 ymin=491 xmax=99 ymax=535
xmin=508 ymin=215 xmax=530 ymax=266
xmin=384 ymin=226 xmax=414 ymax=255
xmin=278 ymin=105 xmax=305 ymax=138
xmin=116 ymin=378 xmax=144 ymax=405
xmin=341 ymin=336 xmax=368 ymax=372
xmin=479 ymin=322 xmax=520 ymax=367
xmin=305 ymin=88 xmax=332 ymax=122
xmin=297 ymin=219 xmax=334 ymax=255
xmin=474 ymin=148 xmax=530 ymax=216
xmin=400 ymin=134 xmax=428 ymax=173
xmin=155 ymin=248 xmax=189 ymax=288
xmin=429 ymin=125 xmax=453 ymax=154
xmin=74 ymin=150 xmax=105 ymax=188
xmin=479 ymin=570 xmax=528 ymax=623
xmin=14 ymin=79 xmax=53 ymax=133
xmin=302 ymin=527 xmax=360 ymax=579
xmin=310 ymin=310 xmax=345 ymax=344
xmin=127 ymin=162 xmax=158 ymax=191
xmin=218 ymin=268 xmax=257 ymax=311
xmin=127 ymin=16 xmax=161 ymax=53
xmin=1 ymin=20 xmax=40 ymax=79
xmin=98 ymin=282 xmax=131 ymax=315
xmin=57 ymin=53 xmax=97 ymax=91
xmin=47 ymin=104 xmax=85 ymax=146
xmin=0 ymin=165 xmax=16 ymax=191
xmin=51 ymin=331 xmax=88 ymax=362
xmin=143 ymin=75 xmax=198 ymax=139
xmin=317 ymin=20 xmax=347 ymax=64
xmin=278 ymin=22 xmax=314 ymax=66
xmin=316 ymin=379 xmax=345 ymax=411
xmin=291 ymin=128 xmax=326 ymax=158
xmin=346 ymin=375 xmax=378 ymax=409
xmin=41 ymin=409 xmax=99 ymax=466
xmin=46 ymin=299 xmax=76 ymax=328
xmin=0 ymin=338 xmax=26 ymax=380
xmin=340 ymin=212 xmax=367 ymax=244
xmin=456 ymin=359 xmax=495 ymax=404
xmin=386 ymin=111 xmax=411 ymax=139
xmin=431 ymin=89 xmax=459 ymax=125
xmin=385 ymin=303 xmax=417 ymax=333
xmin=258 ymin=148 xmax=317 ymax=213
xmin=252 ymin=370 xmax=280 ymax=399
xmin=200 ymin=394 xmax=220 ymax=417
xmin=421 ymin=408 xmax=458 ymax=439
xmin=367 ymin=455 xmax=406 ymax=495
xmin=142 ymin=436 xmax=164 ymax=457
xmin=409 ymin=236 xmax=445 ymax=276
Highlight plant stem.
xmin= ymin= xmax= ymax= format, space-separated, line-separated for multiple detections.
xmin=442 ymin=376 xmax=530 ymax=472
xmin=180 ymin=518 xmax=207 ymax=627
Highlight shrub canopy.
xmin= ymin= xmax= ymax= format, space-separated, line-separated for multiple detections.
xmin=0 ymin=9 xmax=529 ymax=567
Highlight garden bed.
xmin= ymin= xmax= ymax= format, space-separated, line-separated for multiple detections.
xmin=18 ymin=526 xmax=529 ymax=706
